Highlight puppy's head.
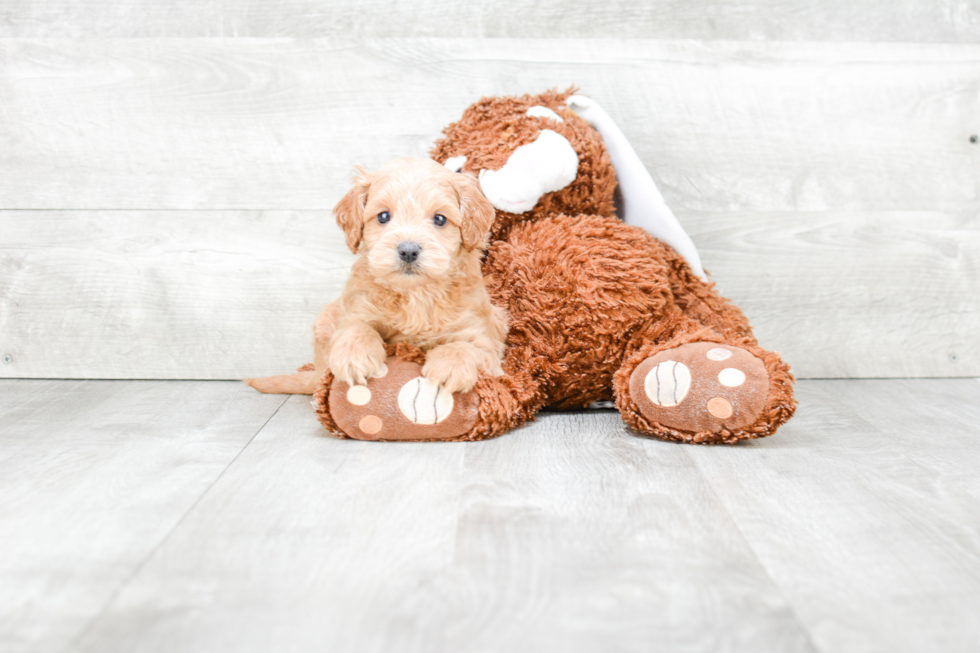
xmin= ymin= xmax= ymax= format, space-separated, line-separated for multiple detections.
xmin=334 ymin=157 xmax=494 ymax=288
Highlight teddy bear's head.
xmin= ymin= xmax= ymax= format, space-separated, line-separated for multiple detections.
xmin=430 ymin=88 xmax=617 ymax=242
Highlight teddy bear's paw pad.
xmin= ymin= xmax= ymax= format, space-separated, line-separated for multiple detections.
xmin=397 ymin=377 xmax=455 ymax=425
xmin=628 ymin=343 xmax=770 ymax=434
xmin=328 ymin=357 xmax=479 ymax=441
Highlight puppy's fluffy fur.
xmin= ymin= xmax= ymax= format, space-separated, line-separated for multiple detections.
xmin=246 ymin=157 xmax=507 ymax=395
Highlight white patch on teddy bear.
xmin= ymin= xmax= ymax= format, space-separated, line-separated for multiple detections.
xmin=644 ymin=360 xmax=692 ymax=407
xmin=478 ymin=130 xmax=579 ymax=214
xmin=398 ymin=377 xmax=454 ymax=424
xmin=444 ymin=155 xmax=467 ymax=172
xmin=526 ymin=106 xmax=564 ymax=123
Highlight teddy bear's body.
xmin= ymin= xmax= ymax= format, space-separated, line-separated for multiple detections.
xmin=485 ymin=213 xmax=741 ymax=409
xmin=314 ymin=89 xmax=796 ymax=444
xmin=473 ymin=211 xmax=793 ymax=443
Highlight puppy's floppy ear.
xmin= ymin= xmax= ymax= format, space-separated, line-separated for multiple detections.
xmin=333 ymin=166 xmax=371 ymax=254
xmin=449 ymin=172 xmax=496 ymax=251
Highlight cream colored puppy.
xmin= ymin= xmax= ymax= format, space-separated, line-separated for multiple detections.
xmin=246 ymin=157 xmax=506 ymax=395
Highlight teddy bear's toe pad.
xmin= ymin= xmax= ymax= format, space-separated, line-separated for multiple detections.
xmin=329 ymin=357 xmax=479 ymax=441
xmin=629 ymin=343 xmax=769 ymax=433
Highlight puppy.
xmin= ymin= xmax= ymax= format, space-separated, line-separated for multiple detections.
xmin=246 ymin=157 xmax=507 ymax=396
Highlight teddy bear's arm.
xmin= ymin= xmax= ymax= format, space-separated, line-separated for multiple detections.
xmin=568 ymin=95 xmax=706 ymax=280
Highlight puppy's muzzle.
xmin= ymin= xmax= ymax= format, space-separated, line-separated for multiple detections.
xmin=397 ymin=241 xmax=422 ymax=267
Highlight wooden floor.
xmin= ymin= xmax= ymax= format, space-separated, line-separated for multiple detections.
xmin=0 ymin=378 xmax=977 ymax=652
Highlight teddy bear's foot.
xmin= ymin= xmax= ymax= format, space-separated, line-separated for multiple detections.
xmin=627 ymin=342 xmax=772 ymax=441
xmin=326 ymin=356 xmax=480 ymax=441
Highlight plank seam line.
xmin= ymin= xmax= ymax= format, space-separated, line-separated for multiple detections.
xmin=682 ymin=447 xmax=825 ymax=653
xmin=63 ymin=392 xmax=291 ymax=651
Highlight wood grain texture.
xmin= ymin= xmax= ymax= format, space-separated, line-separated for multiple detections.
xmin=0 ymin=379 xmax=286 ymax=653
xmin=1 ymin=38 xmax=976 ymax=381
xmin=1 ymin=209 xmax=975 ymax=380
xmin=0 ymin=0 xmax=978 ymax=41
xmin=433 ymin=412 xmax=815 ymax=652
xmin=72 ymin=398 xmax=816 ymax=653
xmin=685 ymin=378 xmax=980 ymax=652
xmin=0 ymin=210 xmax=352 ymax=379
xmin=4 ymin=378 xmax=980 ymax=651
xmin=1 ymin=39 xmax=977 ymax=214
xmin=73 ymin=394 xmax=473 ymax=653
xmin=687 ymin=210 xmax=980 ymax=379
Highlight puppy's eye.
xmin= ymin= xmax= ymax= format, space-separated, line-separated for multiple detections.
xmin=377 ymin=211 xmax=390 ymax=224
xmin=433 ymin=214 xmax=447 ymax=227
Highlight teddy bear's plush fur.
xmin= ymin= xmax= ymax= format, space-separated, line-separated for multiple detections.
xmin=430 ymin=88 xmax=618 ymax=242
xmin=313 ymin=88 xmax=796 ymax=444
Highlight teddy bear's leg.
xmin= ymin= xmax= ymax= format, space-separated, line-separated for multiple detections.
xmin=612 ymin=324 xmax=796 ymax=444
xmin=313 ymin=344 xmax=547 ymax=442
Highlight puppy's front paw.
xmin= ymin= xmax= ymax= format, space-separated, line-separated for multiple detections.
xmin=422 ymin=344 xmax=480 ymax=395
xmin=329 ymin=328 xmax=387 ymax=387
xmin=331 ymin=348 xmax=386 ymax=387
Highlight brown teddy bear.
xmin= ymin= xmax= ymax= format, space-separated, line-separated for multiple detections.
xmin=313 ymin=88 xmax=796 ymax=444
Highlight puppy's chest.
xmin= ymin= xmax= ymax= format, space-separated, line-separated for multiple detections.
xmin=380 ymin=304 xmax=467 ymax=349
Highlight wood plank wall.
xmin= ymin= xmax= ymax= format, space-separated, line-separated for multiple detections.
xmin=1 ymin=4 xmax=978 ymax=380
xmin=2 ymin=1 xmax=978 ymax=41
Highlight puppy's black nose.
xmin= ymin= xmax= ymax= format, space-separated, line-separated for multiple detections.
xmin=397 ymin=242 xmax=421 ymax=263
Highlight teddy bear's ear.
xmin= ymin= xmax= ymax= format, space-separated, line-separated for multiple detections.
xmin=450 ymin=172 xmax=496 ymax=251
xmin=333 ymin=166 xmax=371 ymax=254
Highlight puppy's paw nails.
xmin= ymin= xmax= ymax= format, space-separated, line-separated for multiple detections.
xmin=364 ymin=349 xmax=389 ymax=380
xmin=421 ymin=363 xmax=478 ymax=395
xmin=331 ymin=351 xmax=388 ymax=387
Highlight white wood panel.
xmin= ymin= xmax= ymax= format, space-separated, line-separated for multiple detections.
xmin=687 ymin=210 xmax=980 ymax=379
xmin=4 ymin=378 xmax=980 ymax=650
xmin=2 ymin=39 xmax=976 ymax=380
xmin=0 ymin=0 xmax=977 ymax=41
xmin=1 ymin=39 xmax=977 ymax=214
xmin=435 ymin=412 xmax=815 ymax=652
xmin=73 ymin=394 xmax=473 ymax=653
xmin=1 ymin=209 xmax=976 ymax=380
xmin=685 ymin=378 xmax=980 ymax=652
xmin=72 ymin=399 xmax=816 ymax=653
xmin=0 ymin=379 xmax=286 ymax=653
xmin=0 ymin=210 xmax=352 ymax=380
